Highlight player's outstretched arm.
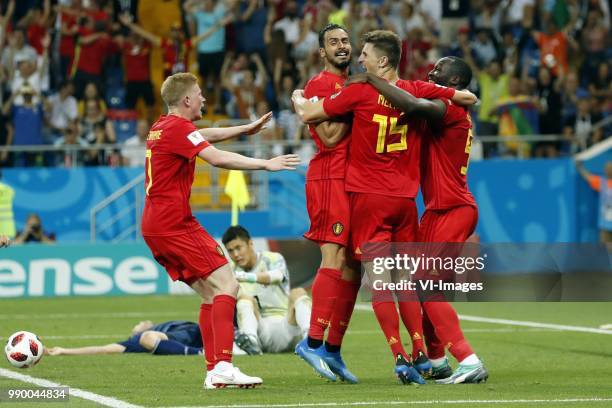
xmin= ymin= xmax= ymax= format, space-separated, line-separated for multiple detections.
xmin=291 ymin=90 xmax=329 ymax=124
xmin=46 ymin=344 xmax=126 ymax=356
xmin=349 ymin=73 xmax=446 ymax=121
xmin=199 ymin=112 xmax=272 ymax=143
xmin=198 ymin=146 xmax=300 ymax=171
xmin=451 ymin=89 xmax=478 ymax=106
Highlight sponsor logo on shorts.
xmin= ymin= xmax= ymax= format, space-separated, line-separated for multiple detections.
xmin=332 ymin=222 xmax=344 ymax=236
xmin=216 ymin=245 xmax=225 ymax=256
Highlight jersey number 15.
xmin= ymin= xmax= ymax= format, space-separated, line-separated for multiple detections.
xmin=372 ymin=114 xmax=408 ymax=153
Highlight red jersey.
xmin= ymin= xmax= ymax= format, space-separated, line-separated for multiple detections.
xmin=141 ymin=115 xmax=211 ymax=236
xmin=160 ymin=38 xmax=192 ymax=77
xmin=121 ymin=40 xmax=152 ymax=82
xmin=304 ymin=70 xmax=350 ymax=180
xmin=421 ymin=99 xmax=476 ymax=210
xmin=59 ymin=13 xmax=77 ymax=58
xmin=322 ymin=80 xmax=455 ymax=197
xmin=74 ymin=28 xmax=117 ymax=75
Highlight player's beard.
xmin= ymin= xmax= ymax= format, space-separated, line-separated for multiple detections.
xmin=327 ymin=51 xmax=351 ymax=71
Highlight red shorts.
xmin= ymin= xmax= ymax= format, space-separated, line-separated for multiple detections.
xmin=349 ymin=192 xmax=418 ymax=261
xmin=419 ymin=206 xmax=478 ymax=242
xmin=415 ymin=206 xmax=478 ymax=283
xmin=144 ymin=228 xmax=228 ymax=285
xmin=304 ymin=178 xmax=350 ymax=246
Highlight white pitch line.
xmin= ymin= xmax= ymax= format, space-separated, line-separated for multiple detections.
xmin=353 ymin=304 xmax=612 ymax=335
xmin=0 ymin=368 xmax=142 ymax=408
xmin=167 ymin=397 xmax=612 ymax=408
xmin=458 ymin=315 xmax=612 ymax=335
xmin=0 ymin=311 xmax=186 ymax=320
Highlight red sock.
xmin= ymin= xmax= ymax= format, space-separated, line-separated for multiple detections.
xmin=309 ymin=268 xmax=341 ymax=340
xmin=327 ymin=279 xmax=360 ymax=346
xmin=397 ymin=301 xmax=426 ymax=359
xmin=423 ymin=301 xmax=473 ymax=362
xmin=212 ymin=295 xmax=236 ymax=364
xmin=199 ymin=303 xmax=215 ymax=371
xmin=372 ymin=301 xmax=409 ymax=360
xmin=422 ymin=310 xmax=445 ymax=359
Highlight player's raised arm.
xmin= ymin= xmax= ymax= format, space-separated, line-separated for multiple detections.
xmin=199 ymin=112 xmax=273 ymax=143
xmin=292 ymin=89 xmax=329 ymax=124
xmin=348 ymin=73 xmax=446 ymax=121
xmin=197 ymin=146 xmax=300 ymax=171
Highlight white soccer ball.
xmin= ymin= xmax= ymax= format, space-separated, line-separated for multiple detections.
xmin=4 ymin=331 xmax=44 ymax=368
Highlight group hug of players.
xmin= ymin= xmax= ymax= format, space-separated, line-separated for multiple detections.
xmin=290 ymin=24 xmax=488 ymax=385
xmin=139 ymin=20 xmax=488 ymax=388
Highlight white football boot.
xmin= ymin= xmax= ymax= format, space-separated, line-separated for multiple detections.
xmin=206 ymin=364 xmax=262 ymax=389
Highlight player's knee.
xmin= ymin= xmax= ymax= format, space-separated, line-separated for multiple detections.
xmin=238 ymin=294 xmax=256 ymax=305
xmin=139 ymin=331 xmax=159 ymax=350
xmin=320 ymin=245 xmax=344 ymax=270
xmin=289 ymin=287 xmax=308 ymax=302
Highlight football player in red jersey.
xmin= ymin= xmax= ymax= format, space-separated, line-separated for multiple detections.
xmin=294 ymin=23 xmax=360 ymax=384
xmin=142 ymin=72 xmax=299 ymax=389
xmin=348 ymin=56 xmax=488 ymax=384
xmin=293 ymin=30 xmax=477 ymax=384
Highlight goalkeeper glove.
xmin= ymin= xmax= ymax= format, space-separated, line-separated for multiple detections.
xmin=235 ymin=271 xmax=257 ymax=283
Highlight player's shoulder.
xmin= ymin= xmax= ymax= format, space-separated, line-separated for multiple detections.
xmin=261 ymin=251 xmax=286 ymax=263
xmin=305 ymin=71 xmax=344 ymax=97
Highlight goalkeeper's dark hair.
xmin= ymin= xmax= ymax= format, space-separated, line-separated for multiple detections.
xmin=444 ymin=56 xmax=473 ymax=89
xmin=222 ymin=225 xmax=251 ymax=244
xmin=318 ymin=23 xmax=349 ymax=48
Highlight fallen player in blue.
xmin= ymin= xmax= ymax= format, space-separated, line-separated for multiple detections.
xmin=47 ymin=320 xmax=244 ymax=356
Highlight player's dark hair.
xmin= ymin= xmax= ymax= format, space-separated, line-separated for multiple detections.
xmin=222 ymin=225 xmax=251 ymax=244
xmin=318 ymin=23 xmax=349 ymax=48
xmin=362 ymin=30 xmax=401 ymax=69
xmin=444 ymin=56 xmax=472 ymax=89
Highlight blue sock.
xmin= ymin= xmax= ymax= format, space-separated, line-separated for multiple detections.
xmin=153 ymin=340 xmax=199 ymax=355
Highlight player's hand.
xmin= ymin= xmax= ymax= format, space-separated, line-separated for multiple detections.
xmin=46 ymin=347 xmax=65 ymax=356
xmin=119 ymin=12 xmax=133 ymax=26
xmin=265 ymin=154 xmax=301 ymax=171
xmin=244 ymin=111 xmax=272 ymax=135
xmin=345 ymin=73 xmax=370 ymax=86
xmin=0 ymin=235 xmax=9 ymax=248
xmin=235 ymin=271 xmax=257 ymax=283
xmin=291 ymin=90 xmax=306 ymax=117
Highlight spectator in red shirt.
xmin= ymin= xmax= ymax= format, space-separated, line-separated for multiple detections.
xmin=115 ymin=31 xmax=155 ymax=122
xmin=71 ymin=15 xmax=118 ymax=99
xmin=56 ymin=1 xmax=81 ymax=82
xmin=118 ymin=13 xmax=231 ymax=79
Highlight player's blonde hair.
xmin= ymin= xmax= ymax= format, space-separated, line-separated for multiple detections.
xmin=160 ymin=72 xmax=198 ymax=108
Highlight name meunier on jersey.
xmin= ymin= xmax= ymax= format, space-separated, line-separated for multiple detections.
xmin=232 ymin=251 xmax=290 ymax=318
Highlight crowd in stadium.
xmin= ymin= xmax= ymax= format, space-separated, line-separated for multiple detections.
xmin=0 ymin=0 xmax=609 ymax=167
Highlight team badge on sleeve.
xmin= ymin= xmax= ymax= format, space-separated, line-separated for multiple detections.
xmin=187 ymin=131 xmax=205 ymax=146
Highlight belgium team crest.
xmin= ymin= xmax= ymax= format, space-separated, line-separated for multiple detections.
xmin=332 ymin=222 xmax=344 ymax=236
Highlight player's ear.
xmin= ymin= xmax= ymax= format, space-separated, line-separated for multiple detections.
xmin=379 ymin=55 xmax=388 ymax=69
xmin=319 ymin=47 xmax=325 ymax=59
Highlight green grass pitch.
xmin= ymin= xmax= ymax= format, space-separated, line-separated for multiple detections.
xmin=1 ymin=296 xmax=612 ymax=407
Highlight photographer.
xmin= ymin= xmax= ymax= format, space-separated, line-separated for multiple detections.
xmin=13 ymin=213 xmax=55 ymax=244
